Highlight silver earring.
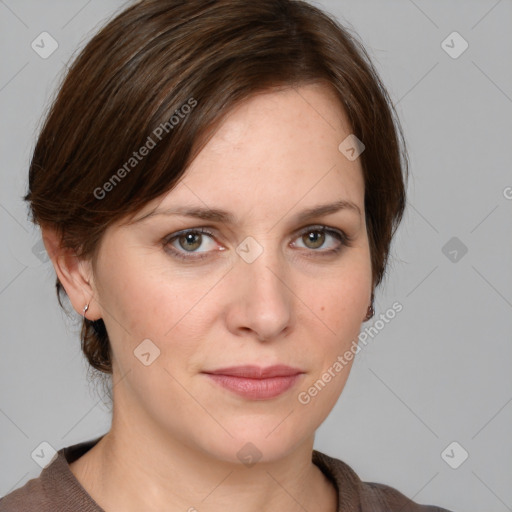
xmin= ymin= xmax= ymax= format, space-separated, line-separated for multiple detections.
xmin=83 ymin=303 xmax=89 ymax=319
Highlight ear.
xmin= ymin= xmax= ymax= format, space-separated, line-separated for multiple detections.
xmin=41 ymin=225 xmax=101 ymax=321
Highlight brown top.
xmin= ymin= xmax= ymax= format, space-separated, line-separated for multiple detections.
xmin=0 ymin=436 xmax=452 ymax=512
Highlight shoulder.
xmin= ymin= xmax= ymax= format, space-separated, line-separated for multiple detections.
xmin=0 ymin=475 xmax=47 ymax=511
xmin=312 ymin=449 xmax=454 ymax=512
xmin=0 ymin=437 xmax=105 ymax=512
xmin=360 ymin=481 xmax=453 ymax=511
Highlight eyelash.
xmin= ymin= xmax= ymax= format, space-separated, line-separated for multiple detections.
xmin=163 ymin=225 xmax=354 ymax=262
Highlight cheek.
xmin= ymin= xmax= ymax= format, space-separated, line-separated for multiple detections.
xmin=310 ymin=288 xmax=364 ymax=377
xmin=95 ymin=249 xmax=221 ymax=367
xmin=96 ymin=245 xmax=178 ymax=328
xmin=313 ymin=261 xmax=371 ymax=338
xmin=296 ymin=252 xmax=371 ymax=388
xmin=293 ymin=278 xmax=366 ymax=419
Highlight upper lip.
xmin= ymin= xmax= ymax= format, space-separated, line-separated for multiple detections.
xmin=203 ymin=365 xmax=304 ymax=379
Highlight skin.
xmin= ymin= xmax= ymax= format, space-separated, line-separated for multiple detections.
xmin=43 ymin=82 xmax=373 ymax=512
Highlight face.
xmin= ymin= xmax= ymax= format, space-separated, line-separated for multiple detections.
xmin=84 ymin=83 xmax=372 ymax=463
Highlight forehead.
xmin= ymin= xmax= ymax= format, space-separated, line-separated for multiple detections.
xmin=135 ymin=83 xmax=365 ymax=226
xmin=203 ymin=82 xmax=355 ymax=157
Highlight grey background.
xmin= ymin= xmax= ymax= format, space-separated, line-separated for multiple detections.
xmin=1 ymin=1 xmax=511 ymax=511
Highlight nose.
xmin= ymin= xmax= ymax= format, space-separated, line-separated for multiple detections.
xmin=225 ymin=242 xmax=293 ymax=342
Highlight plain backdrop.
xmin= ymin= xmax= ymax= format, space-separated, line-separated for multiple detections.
xmin=1 ymin=1 xmax=511 ymax=511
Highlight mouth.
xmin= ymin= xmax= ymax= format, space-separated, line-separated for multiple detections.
xmin=201 ymin=365 xmax=305 ymax=400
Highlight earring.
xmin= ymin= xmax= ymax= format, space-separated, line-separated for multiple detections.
xmin=364 ymin=297 xmax=375 ymax=321
xmin=83 ymin=303 xmax=89 ymax=319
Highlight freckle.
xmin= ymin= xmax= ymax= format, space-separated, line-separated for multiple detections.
xmin=320 ymin=306 xmax=325 ymax=311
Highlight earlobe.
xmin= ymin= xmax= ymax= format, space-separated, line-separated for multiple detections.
xmin=41 ymin=225 xmax=101 ymax=320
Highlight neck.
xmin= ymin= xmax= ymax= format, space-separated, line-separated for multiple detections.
xmin=70 ymin=409 xmax=337 ymax=512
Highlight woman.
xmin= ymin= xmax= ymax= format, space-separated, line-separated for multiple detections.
xmin=0 ymin=0 xmax=453 ymax=510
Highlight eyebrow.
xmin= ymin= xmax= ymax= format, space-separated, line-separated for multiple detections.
xmin=132 ymin=199 xmax=361 ymax=225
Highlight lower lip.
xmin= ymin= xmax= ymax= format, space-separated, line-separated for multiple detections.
xmin=204 ymin=373 xmax=303 ymax=400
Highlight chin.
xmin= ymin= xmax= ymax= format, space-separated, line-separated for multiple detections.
xmin=195 ymin=416 xmax=314 ymax=466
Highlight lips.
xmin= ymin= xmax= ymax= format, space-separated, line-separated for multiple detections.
xmin=202 ymin=365 xmax=305 ymax=400
xmin=204 ymin=364 xmax=303 ymax=378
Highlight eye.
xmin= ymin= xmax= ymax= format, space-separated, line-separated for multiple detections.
xmin=291 ymin=225 xmax=349 ymax=255
xmin=164 ymin=228 xmax=219 ymax=261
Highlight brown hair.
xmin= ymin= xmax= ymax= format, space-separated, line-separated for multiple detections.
xmin=25 ymin=0 xmax=408 ymax=382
